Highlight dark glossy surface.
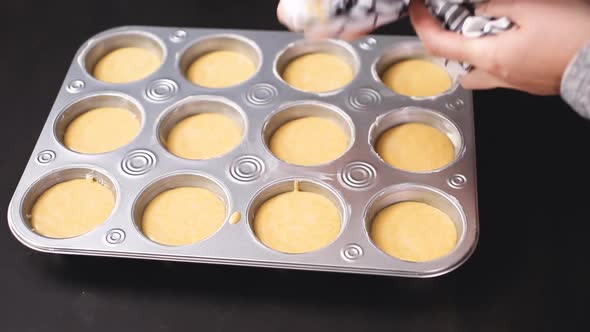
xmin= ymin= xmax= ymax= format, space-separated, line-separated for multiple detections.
xmin=0 ymin=1 xmax=588 ymax=331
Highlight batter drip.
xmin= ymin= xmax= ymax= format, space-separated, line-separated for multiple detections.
xmin=229 ymin=212 xmax=241 ymax=225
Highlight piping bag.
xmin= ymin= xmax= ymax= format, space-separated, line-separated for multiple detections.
xmin=278 ymin=0 xmax=513 ymax=71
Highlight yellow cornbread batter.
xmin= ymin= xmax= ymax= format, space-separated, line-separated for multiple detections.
xmin=254 ymin=182 xmax=341 ymax=254
xmin=31 ymin=178 xmax=115 ymax=239
xmin=283 ymin=53 xmax=353 ymax=93
xmin=93 ymin=47 xmax=161 ymax=83
xmin=371 ymin=202 xmax=457 ymax=262
xmin=64 ymin=107 xmax=140 ymax=154
xmin=166 ymin=113 xmax=242 ymax=160
xmin=141 ymin=187 xmax=226 ymax=246
xmin=187 ymin=50 xmax=256 ymax=88
xmin=270 ymin=117 xmax=348 ymax=166
xmin=376 ymin=123 xmax=454 ymax=172
xmin=382 ymin=59 xmax=452 ymax=97
xmin=229 ymin=212 xmax=241 ymax=225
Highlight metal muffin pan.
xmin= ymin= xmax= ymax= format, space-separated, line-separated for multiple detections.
xmin=8 ymin=26 xmax=478 ymax=277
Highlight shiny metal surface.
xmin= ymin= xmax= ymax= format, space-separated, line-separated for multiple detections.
xmin=8 ymin=26 xmax=478 ymax=277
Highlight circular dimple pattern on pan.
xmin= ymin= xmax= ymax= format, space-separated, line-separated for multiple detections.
xmin=445 ymin=98 xmax=465 ymax=111
xmin=146 ymin=79 xmax=179 ymax=103
xmin=359 ymin=37 xmax=377 ymax=51
xmin=36 ymin=150 xmax=56 ymax=165
xmin=106 ymin=229 xmax=126 ymax=245
xmin=246 ymin=83 xmax=278 ymax=106
xmin=230 ymin=156 xmax=265 ymax=182
xmin=448 ymin=174 xmax=467 ymax=189
xmin=342 ymin=244 xmax=364 ymax=261
xmin=341 ymin=162 xmax=377 ymax=190
xmin=170 ymin=30 xmax=187 ymax=43
xmin=348 ymin=88 xmax=381 ymax=111
xmin=121 ymin=150 xmax=157 ymax=176
xmin=66 ymin=80 xmax=85 ymax=94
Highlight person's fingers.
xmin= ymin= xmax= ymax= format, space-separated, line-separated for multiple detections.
xmin=475 ymin=0 xmax=520 ymax=19
xmin=459 ymin=69 xmax=514 ymax=90
xmin=303 ymin=28 xmax=338 ymax=41
xmin=409 ymin=0 xmax=492 ymax=65
xmin=277 ymin=0 xmax=307 ymax=32
xmin=277 ymin=1 xmax=289 ymax=27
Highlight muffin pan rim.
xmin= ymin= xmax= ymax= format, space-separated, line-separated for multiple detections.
xmin=17 ymin=164 xmax=121 ymax=241
xmin=131 ymin=171 xmax=233 ymax=248
xmin=273 ymin=38 xmax=362 ymax=96
xmin=371 ymin=41 xmax=462 ymax=100
xmin=368 ymin=106 xmax=466 ymax=174
xmin=246 ymin=177 xmax=350 ymax=256
xmin=261 ymin=100 xmax=356 ymax=167
xmin=53 ymin=91 xmax=146 ymax=155
xmin=178 ymin=33 xmax=263 ymax=89
xmin=78 ymin=29 xmax=168 ymax=85
xmin=362 ymin=183 xmax=468 ymax=264
xmin=156 ymin=94 xmax=248 ymax=161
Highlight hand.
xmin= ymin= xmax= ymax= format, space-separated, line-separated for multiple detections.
xmin=410 ymin=0 xmax=590 ymax=95
xmin=277 ymin=0 xmax=402 ymax=41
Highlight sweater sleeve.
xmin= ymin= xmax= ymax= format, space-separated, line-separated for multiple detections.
xmin=561 ymin=42 xmax=590 ymax=119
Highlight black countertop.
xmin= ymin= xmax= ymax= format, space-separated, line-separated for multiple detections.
xmin=1 ymin=1 xmax=588 ymax=331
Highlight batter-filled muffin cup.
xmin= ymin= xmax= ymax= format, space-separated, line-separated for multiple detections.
xmin=133 ymin=173 xmax=230 ymax=246
xmin=158 ymin=96 xmax=246 ymax=160
xmin=365 ymin=184 xmax=465 ymax=263
xmin=55 ymin=93 xmax=143 ymax=154
xmin=275 ymin=39 xmax=359 ymax=93
xmin=179 ymin=35 xmax=261 ymax=88
xmin=373 ymin=42 xmax=461 ymax=97
xmin=381 ymin=59 xmax=451 ymax=97
xmin=248 ymin=180 xmax=346 ymax=254
xmin=369 ymin=107 xmax=463 ymax=173
xmin=83 ymin=31 xmax=164 ymax=83
xmin=263 ymin=102 xmax=354 ymax=166
xmin=23 ymin=168 xmax=117 ymax=239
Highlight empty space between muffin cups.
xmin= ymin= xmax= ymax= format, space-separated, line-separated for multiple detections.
xmin=21 ymin=167 xmax=118 ymax=239
xmin=179 ymin=34 xmax=261 ymax=88
xmin=248 ymin=179 xmax=347 ymax=254
xmin=133 ymin=173 xmax=230 ymax=247
xmin=364 ymin=184 xmax=466 ymax=263
xmin=263 ymin=101 xmax=355 ymax=166
xmin=369 ymin=107 xmax=464 ymax=173
xmin=275 ymin=39 xmax=359 ymax=94
xmin=54 ymin=93 xmax=143 ymax=155
xmin=373 ymin=42 xmax=462 ymax=98
xmin=158 ymin=96 xmax=246 ymax=160
xmin=82 ymin=31 xmax=165 ymax=84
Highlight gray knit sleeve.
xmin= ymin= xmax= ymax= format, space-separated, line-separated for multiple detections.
xmin=561 ymin=42 xmax=590 ymax=119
